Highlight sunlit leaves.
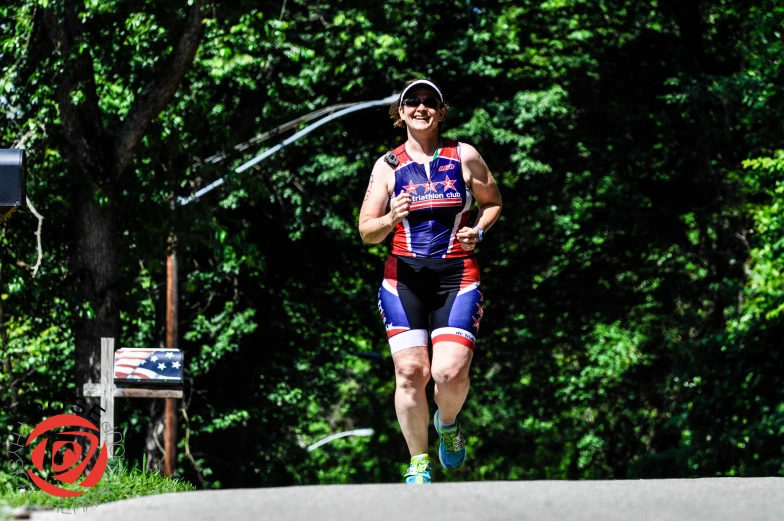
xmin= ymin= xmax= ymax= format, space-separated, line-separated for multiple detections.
xmin=2 ymin=0 xmax=784 ymax=488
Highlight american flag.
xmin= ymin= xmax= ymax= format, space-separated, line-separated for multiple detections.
xmin=114 ymin=348 xmax=184 ymax=383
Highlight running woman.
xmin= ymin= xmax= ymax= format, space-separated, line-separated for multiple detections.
xmin=358 ymin=79 xmax=502 ymax=483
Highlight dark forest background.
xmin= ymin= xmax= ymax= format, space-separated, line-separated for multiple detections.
xmin=1 ymin=0 xmax=783 ymax=487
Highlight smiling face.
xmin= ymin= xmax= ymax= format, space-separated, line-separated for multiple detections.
xmin=398 ymin=86 xmax=446 ymax=134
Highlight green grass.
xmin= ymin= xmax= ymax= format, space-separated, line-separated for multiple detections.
xmin=0 ymin=458 xmax=195 ymax=518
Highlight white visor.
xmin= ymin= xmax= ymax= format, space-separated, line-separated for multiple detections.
xmin=399 ymin=80 xmax=444 ymax=106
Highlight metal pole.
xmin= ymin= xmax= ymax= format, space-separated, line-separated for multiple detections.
xmin=306 ymin=428 xmax=374 ymax=452
xmin=164 ymin=233 xmax=178 ymax=477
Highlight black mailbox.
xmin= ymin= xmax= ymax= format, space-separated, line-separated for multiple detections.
xmin=0 ymin=149 xmax=24 ymax=222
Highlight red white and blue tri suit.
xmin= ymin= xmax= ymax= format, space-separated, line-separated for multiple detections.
xmin=377 ymin=139 xmax=484 ymax=354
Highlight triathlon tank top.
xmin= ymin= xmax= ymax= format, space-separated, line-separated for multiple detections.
xmin=388 ymin=139 xmax=473 ymax=259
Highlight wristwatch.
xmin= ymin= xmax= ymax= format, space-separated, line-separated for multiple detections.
xmin=474 ymin=225 xmax=484 ymax=242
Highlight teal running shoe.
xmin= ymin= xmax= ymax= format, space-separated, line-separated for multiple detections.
xmin=434 ymin=410 xmax=466 ymax=470
xmin=404 ymin=454 xmax=432 ymax=484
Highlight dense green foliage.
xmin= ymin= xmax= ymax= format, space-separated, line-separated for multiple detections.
xmin=1 ymin=0 xmax=782 ymax=491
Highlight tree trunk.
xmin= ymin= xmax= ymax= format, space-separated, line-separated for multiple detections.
xmin=43 ymin=0 xmax=205 ymax=467
xmin=72 ymin=177 xmax=120 ymax=395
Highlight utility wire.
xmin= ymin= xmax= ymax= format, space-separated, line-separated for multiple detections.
xmin=192 ymin=102 xmax=357 ymax=169
xmin=178 ymin=94 xmax=399 ymax=206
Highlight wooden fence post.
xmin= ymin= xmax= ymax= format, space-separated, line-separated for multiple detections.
xmin=99 ymin=337 xmax=115 ymax=454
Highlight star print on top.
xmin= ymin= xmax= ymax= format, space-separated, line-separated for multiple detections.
xmin=388 ymin=139 xmax=474 ymax=258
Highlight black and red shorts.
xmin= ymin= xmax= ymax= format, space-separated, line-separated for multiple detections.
xmin=377 ymin=255 xmax=483 ymax=354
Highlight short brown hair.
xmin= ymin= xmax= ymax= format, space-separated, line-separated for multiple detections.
xmin=389 ymin=79 xmax=449 ymax=131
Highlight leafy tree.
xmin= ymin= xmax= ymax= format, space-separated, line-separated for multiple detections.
xmin=2 ymin=0 xmax=783 ymax=489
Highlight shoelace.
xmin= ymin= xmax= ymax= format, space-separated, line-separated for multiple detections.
xmin=406 ymin=458 xmax=430 ymax=475
xmin=440 ymin=426 xmax=465 ymax=452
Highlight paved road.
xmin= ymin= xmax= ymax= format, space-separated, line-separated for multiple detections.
xmin=29 ymin=478 xmax=784 ymax=521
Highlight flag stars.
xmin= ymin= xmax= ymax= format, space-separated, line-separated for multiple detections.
xmin=424 ymin=181 xmax=437 ymax=193
xmin=441 ymin=175 xmax=456 ymax=191
xmin=116 ymin=349 xmax=182 ymax=382
xmin=403 ymin=180 xmax=418 ymax=194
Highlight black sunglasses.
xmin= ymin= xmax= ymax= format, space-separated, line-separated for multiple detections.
xmin=402 ymin=96 xmax=441 ymax=109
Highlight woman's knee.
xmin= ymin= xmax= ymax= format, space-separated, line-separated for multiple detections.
xmin=394 ymin=349 xmax=431 ymax=389
xmin=431 ymin=342 xmax=472 ymax=386
xmin=431 ymin=363 xmax=469 ymax=387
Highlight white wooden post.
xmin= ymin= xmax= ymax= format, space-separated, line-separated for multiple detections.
xmin=99 ymin=337 xmax=116 ymax=454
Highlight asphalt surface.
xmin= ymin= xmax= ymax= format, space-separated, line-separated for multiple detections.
xmin=29 ymin=478 xmax=784 ymax=521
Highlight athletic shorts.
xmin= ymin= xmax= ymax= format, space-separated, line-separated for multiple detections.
xmin=377 ymin=255 xmax=483 ymax=354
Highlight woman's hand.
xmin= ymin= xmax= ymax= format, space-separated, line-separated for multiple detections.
xmin=389 ymin=192 xmax=412 ymax=224
xmin=456 ymin=226 xmax=481 ymax=251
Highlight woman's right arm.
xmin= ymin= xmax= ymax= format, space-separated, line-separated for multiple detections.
xmin=358 ymin=157 xmax=411 ymax=244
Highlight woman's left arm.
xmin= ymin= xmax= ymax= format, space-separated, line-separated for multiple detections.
xmin=456 ymin=144 xmax=502 ymax=250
